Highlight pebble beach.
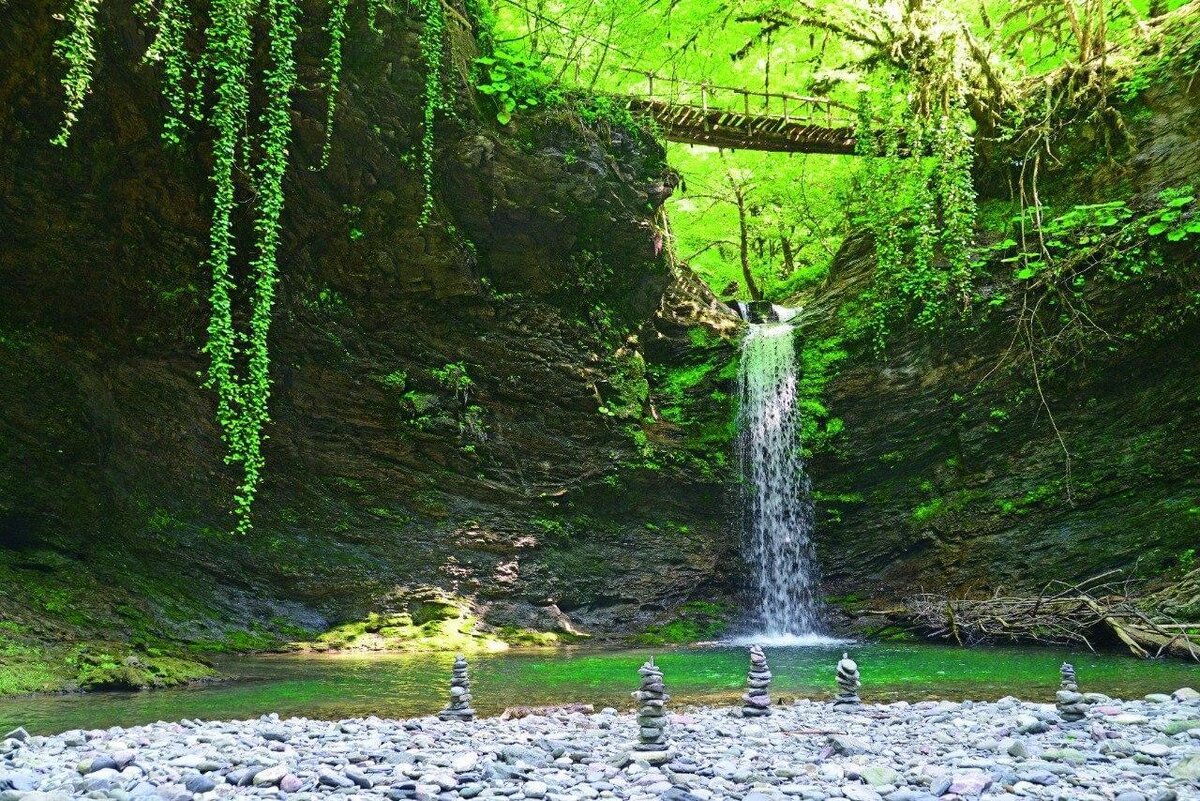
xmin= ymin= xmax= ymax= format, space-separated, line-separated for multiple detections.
xmin=2 ymin=688 xmax=1199 ymax=801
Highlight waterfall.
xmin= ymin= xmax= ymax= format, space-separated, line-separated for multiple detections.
xmin=737 ymin=319 xmax=825 ymax=640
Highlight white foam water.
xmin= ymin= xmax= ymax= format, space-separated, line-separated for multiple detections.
xmin=726 ymin=632 xmax=851 ymax=648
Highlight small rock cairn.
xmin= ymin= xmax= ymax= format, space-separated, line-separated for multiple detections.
xmin=631 ymin=657 xmax=671 ymax=765
xmin=1056 ymin=662 xmax=1088 ymax=722
xmin=833 ymin=652 xmax=862 ymax=711
xmin=741 ymin=645 xmax=772 ymax=717
xmin=438 ymin=655 xmax=476 ymax=722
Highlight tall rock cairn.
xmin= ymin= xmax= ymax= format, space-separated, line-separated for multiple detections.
xmin=742 ymin=645 xmax=772 ymax=717
xmin=1056 ymin=662 xmax=1087 ymax=722
xmin=438 ymin=655 xmax=476 ymax=722
xmin=833 ymin=652 xmax=862 ymax=711
xmin=631 ymin=658 xmax=671 ymax=765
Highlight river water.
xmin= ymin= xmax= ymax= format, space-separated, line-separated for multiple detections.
xmin=3 ymin=642 xmax=1196 ymax=735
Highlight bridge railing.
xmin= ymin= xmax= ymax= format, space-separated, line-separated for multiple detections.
xmin=616 ymin=68 xmax=858 ymax=129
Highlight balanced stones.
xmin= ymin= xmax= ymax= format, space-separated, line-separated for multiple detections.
xmin=438 ymin=655 xmax=476 ymax=722
xmin=742 ymin=645 xmax=772 ymax=717
xmin=631 ymin=657 xmax=671 ymax=765
xmin=833 ymin=652 xmax=862 ymax=711
xmin=1057 ymin=662 xmax=1088 ymax=722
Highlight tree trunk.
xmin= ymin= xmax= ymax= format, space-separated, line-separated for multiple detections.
xmin=734 ymin=189 xmax=762 ymax=300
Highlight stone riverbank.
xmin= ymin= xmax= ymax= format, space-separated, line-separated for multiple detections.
xmin=2 ymin=690 xmax=1199 ymax=800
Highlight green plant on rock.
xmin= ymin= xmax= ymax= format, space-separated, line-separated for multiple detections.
xmin=472 ymin=50 xmax=557 ymax=125
xmin=431 ymin=361 xmax=472 ymax=402
xmin=1145 ymin=186 xmax=1199 ymax=241
xmin=632 ymin=601 xmax=731 ymax=645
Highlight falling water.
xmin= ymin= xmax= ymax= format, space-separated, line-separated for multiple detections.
xmin=737 ymin=319 xmax=825 ymax=640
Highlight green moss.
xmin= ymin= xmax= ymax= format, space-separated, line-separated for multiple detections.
xmin=630 ymin=600 xmax=732 ymax=645
xmin=74 ymin=651 xmax=214 ymax=691
xmin=598 ymin=348 xmax=649 ymax=419
xmin=304 ymin=611 xmax=506 ymax=653
xmin=294 ymin=592 xmax=568 ymax=654
xmin=643 ymin=330 xmax=740 ymax=478
xmin=910 ymin=488 xmax=990 ymax=526
xmin=0 ymin=640 xmax=215 ymax=696
xmin=493 ymin=627 xmax=573 ymax=646
xmin=798 ymin=335 xmax=849 ymax=455
xmin=192 ymin=627 xmax=285 ymax=653
xmin=0 ymin=630 xmax=68 ymax=695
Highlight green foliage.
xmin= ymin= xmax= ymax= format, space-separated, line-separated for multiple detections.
xmin=1145 ymin=186 xmax=1200 ymax=241
xmin=380 ymin=369 xmax=408 ymax=389
xmin=417 ymin=0 xmax=448 ymax=226
xmin=317 ymin=0 xmax=351 ymax=168
xmin=576 ymin=96 xmax=645 ymax=138
xmin=201 ymin=0 xmax=255 ymax=532
xmin=50 ymin=0 xmax=102 ymax=146
xmin=797 ymin=335 xmax=847 ymax=455
xmin=141 ymin=0 xmax=197 ymax=145
xmin=853 ymin=101 xmax=980 ymax=353
xmin=989 ymin=188 xmax=1198 ymax=291
xmin=431 ymin=361 xmax=472 ymax=401
xmin=473 ymin=50 xmax=558 ymax=125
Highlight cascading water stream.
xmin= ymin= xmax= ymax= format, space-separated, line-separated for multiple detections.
xmin=737 ymin=318 xmax=826 ymax=641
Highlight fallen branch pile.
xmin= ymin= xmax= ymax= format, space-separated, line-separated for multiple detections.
xmin=904 ymin=571 xmax=1199 ymax=661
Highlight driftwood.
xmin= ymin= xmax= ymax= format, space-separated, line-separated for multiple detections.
xmin=902 ymin=571 xmax=1199 ymax=661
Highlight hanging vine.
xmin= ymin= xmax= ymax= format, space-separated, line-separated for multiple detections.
xmin=318 ymin=0 xmax=350 ymax=168
xmin=50 ymin=0 xmax=102 ymax=147
xmin=417 ymin=0 xmax=447 ymax=226
xmin=49 ymin=0 xmax=407 ymax=532
xmin=141 ymin=0 xmax=197 ymax=146
xmin=933 ymin=109 xmax=977 ymax=308
xmin=852 ymin=83 xmax=980 ymax=354
xmin=201 ymin=0 xmax=255 ymax=532
xmin=236 ymin=0 xmax=299 ymax=532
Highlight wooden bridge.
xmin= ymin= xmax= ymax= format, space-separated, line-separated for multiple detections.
xmin=616 ymin=71 xmax=859 ymax=155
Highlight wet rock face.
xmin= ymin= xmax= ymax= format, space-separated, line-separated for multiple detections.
xmin=803 ymin=93 xmax=1200 ymax=610
xmin=803 ymin=229 xmax=1200 ymax=606
xmin=0 ymin=0 xmax=740 ymax=645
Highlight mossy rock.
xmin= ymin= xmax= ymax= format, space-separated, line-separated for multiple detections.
xmin=75 ymin=653 xmax=214 ymax=691
xmin=409 ymin=599 xmax=462 ymax=626
xmin=631 ymin=600 xmax=732 ymax=645
xmin=0 ymin=657 xmax=68 ymax=696
xmin=303 ymin=603 xmax=571 ymax=653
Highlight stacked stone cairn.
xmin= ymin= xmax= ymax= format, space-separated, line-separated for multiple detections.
xmin=438 ymin=655 xmax=476 ymax=722
xmin=741 ymin=645 xmax=772 ymax=717
xmin=1056 ymin=662 xmax=1088 ymax=723
xmin=833 ymin=652 xmax=862 ymax=711
xmin=631 ymin=658 xmax=671 ymax=765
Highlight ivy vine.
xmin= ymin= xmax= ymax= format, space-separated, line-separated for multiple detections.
xmin=318 ymin=0 xmax=350 ymax=168
xmin=48 ymin=0 xmax=410 ymax=532
xmin=50 ymin=0 xmax=102 ymax=147
xmin=140 ymin=0 xmax=197 ymax=146
xmin=417 ymin=0 xmax=447 ymax=226
xmin=851 ymin=93 xmax=980 ymax=354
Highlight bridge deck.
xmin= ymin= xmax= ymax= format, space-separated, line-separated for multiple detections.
xmin=614 ymin=71 xmax=859 ymax=155
xmin=626 ymin=97 xmax=857 ymax=154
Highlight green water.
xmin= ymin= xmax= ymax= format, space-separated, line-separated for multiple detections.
xmin=2 ymin=642 xmax=1196 ymax=735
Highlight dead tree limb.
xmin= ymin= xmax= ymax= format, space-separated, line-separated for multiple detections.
xmin=900 ymin=572 xmax=1199 ymax=661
